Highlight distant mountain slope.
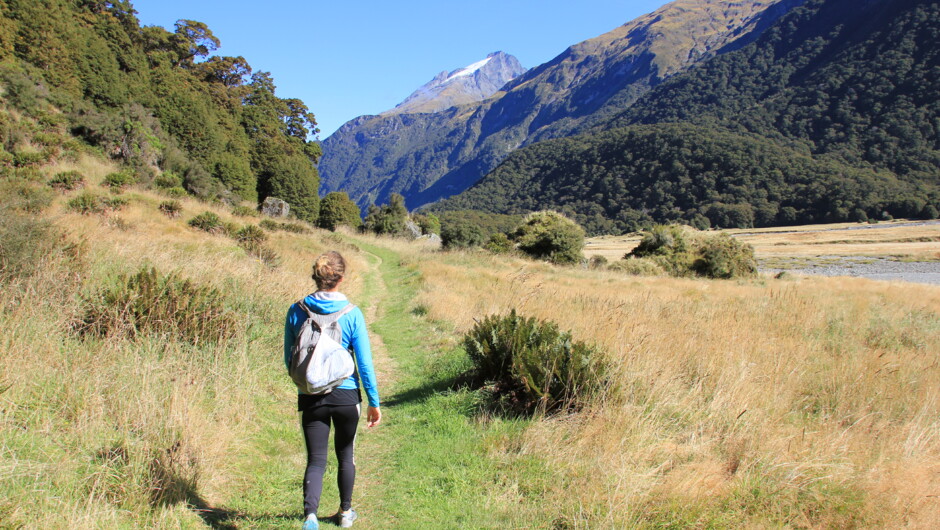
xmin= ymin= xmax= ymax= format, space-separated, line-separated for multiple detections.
xmin=387 ymin=52 xmax=525 ymax=115
xmin=610 ymin=0 xmax=940 ymax=182
xmin=436 ymin=0 xmax=940 ymax=234
xmin=318 ymin=0 xmax=803 ymax=210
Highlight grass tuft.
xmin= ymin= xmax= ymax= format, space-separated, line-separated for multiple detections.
xmin=74 ymin=266 xmax=240 ymax=344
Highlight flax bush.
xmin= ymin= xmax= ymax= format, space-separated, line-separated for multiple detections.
xmin=47 ymin=170 xmax=85 ymax=191
xmin=187 ymin=211 xmax=223 ymax=233
xmin=463 ymin=310 xmax=610 ymax=413
xmin=75 ymin=266 xmax=239 ymax=344
xmin=158 ymin=200 xmax=182 ymax=218
xmin=67 ymin=192 xmax=127 ymax=215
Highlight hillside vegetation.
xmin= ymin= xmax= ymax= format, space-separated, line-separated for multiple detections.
xmin=3 ymin=119 xmax=939 ymax=527
xmin=0 ymin=0 xmax=320 ymax=220
xmin=438 ymin=0 xmax=940 ymax=234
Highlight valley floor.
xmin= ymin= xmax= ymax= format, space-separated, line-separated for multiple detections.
xmin=586 ymin=219 xmax=940 ymax=284
xmin=3 ymin=181 xmax=939 ymax=527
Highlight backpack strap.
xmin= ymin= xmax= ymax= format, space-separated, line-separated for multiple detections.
xmin=297 ymin=301 xmax=357 ymax=331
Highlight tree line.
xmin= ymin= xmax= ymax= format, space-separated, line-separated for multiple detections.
xmin=0 ymin=0 xmax=321 ymax=220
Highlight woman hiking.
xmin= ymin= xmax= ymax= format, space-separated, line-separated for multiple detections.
xmin=284 ymin=251 xmax=381 ymax=529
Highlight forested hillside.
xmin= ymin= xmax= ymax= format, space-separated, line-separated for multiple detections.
xmin=437 ymin=0 xmax=940 ymax=234
xmin=319 ymin=0 xmax=803 ymax=211
xmin=0 ymin=0 xmax=320 ymax=220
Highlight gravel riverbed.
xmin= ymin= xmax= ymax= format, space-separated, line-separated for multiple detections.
xmin=761 ymin=256 xmax=940 ymax=285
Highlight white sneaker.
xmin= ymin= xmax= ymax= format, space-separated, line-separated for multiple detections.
xmin=337 ymin=509 xmax=358 ymax=528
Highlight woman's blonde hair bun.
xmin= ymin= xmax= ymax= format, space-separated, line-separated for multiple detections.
xmin=312 ymin=251 xmax=346 ymax=290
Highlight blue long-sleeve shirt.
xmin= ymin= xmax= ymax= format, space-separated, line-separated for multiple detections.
xmin=284 ymin=291 xmax=380 ymax=408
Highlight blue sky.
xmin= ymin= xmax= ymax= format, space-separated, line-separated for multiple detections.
xmin=133 ymin=1 xmax=670 ymax=138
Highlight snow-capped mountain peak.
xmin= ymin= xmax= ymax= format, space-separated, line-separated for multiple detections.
xmin=386 ymin=51 xmax=526 ymax=115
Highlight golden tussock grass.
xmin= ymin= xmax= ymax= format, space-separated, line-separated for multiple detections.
xmin=0 ymin=180 xmax=366 ymax=525
xmin=587 ymin=220 xmax=940 ymax=261
xmin=392 ymin=240 xmax=940 ymax=527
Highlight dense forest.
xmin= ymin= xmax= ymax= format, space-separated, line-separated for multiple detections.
xmin=435 ymin=0 xmax=940 ymax=234
xmin=0 ymin=0 xmax=321 ymax=220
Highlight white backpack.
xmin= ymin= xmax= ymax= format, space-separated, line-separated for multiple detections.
xmin=289 ymin=302 xmax=356 ymax=395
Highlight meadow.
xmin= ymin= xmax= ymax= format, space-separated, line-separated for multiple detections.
xmin=2 ymin=160 xmax=939 ymax=527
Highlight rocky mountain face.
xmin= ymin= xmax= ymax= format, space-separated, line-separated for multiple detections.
xmin=388 ymin=52 xmax=526 ymax=115
xmin=318 ymin=0 xmax=805 ymax=211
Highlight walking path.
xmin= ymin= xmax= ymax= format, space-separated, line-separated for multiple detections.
xmin=203 ymin=241 xmax=530 ymax=528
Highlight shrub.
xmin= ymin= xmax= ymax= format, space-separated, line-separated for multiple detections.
xmin=484 ymin=232 xmax=515 ymax=254
xmin=234 ymin=224 xmax=267 ymax=246
xmin=630 ymin=224 xmax=690 ymax=257
xmin=1 ymin=180 xmax=53 ymax=213
xmin=153 ymin=171 xmax=183 ymax=189
xmin=440 ymin=217 xmax=487 ymax=249
xmin=161 ymin=186 xmax=188 ymax=198
xmin=103 ymin=170 xmax=137 ymax=189
xmin=100 ymin=196 xmax=128 ymax=211
xmin=187 ymin=211 xmax=223 ymax=233
xmin=0 ymin=210 xmax=56 ymax=282
xmin=36 ymin=112 xmax=67 ymax=131
xmin=628 ymin=225 xmax=696 ymax=276
xmin=463 ymin=310 xmax=610 ymax=414
xmin=242 ymin=241 xmax=281 ymax=269
xmin=13 ymin=150 xmax=48 ymax=168
xmin=362 ymin=193 xmax=408 ymax=235
xmin=608 ymin=257 xmax=665 ymax=276
xmin=231 ymin=205 xmax=258 ymax=218
xmin=690 ymin=233 xmax=758 ymax=279
xmin=588 ymin=255 xmax=608 ymax=269
xmin=75 ymin=266 xmax=239 ymax=344
xmin=158 ymin=200 xmax=182 ymax=218
xmin=48 ymin=170 xmax=85 ymax=191
xmin=32 ymin=131 xmax=64 ymax=147
xmin=67 ymin=193 xmax=101 ymax=215
xmin=513 ymin=210 xmax=586 ymax=265
xmin=15 ymin=167 xmax=43 ymax=182
xmin=318 ymin=191 xmax=362 ymax=231
xmin=221 ymin=221 xmax=240 ymax=238
xmin=629 ymin=225 xmax=757 ymax=279
xmin=412 ymin=212 xmax=441 ymax=236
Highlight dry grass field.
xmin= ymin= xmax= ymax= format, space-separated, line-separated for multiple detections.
xmin=4 ymin=162 xmax=939 ymax=526
xmin=400 ymin=239 xmax=940 ymax=526
xmin=586 ymin=220 xmax=940 ymax=264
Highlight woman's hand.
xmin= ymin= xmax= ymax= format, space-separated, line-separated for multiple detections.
xmin=366 ymin=406 xmax=381 ymax=428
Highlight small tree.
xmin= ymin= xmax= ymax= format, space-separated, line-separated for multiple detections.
xmin=412 ymin=212 xmax=441 ymax=235
xmin=691 ymin=233 xmax=757 ymax=279
xmin=512 ymin=210 xmax=585 ymax=265
xmin=440 ymin=217 xmax=487 ymax=249
xmin=362 ymin=193 xmax=408 ymax=235
xmin=318 ymin=191 xmax=362 ymax=231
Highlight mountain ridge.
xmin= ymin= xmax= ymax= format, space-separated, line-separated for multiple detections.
xmin=434 ymin=0 xmax=940 ymax=234
xmin=318 ymin=0 xmax=804 ymax=211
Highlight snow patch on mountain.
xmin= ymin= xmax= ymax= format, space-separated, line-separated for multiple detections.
xmin=445 ymin=56 xmax=494 ymax=82
xmin=384 ymin=51 xmax=526 ymax=115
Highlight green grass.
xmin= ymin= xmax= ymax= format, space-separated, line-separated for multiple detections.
xmin=339 ymin=242 xmax=546 ymax=528
xmin=172 ymin=239 xmax=556 ymax=529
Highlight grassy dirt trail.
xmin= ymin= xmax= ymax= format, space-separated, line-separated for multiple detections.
xmin=207 ymin=241 xmax=540 ymax=529
xmin=340 ymin=242 xmax=536 ymax=529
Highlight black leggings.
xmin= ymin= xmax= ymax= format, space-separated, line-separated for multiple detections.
xmin=301 ymin=404 xmax=360 ymax=516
